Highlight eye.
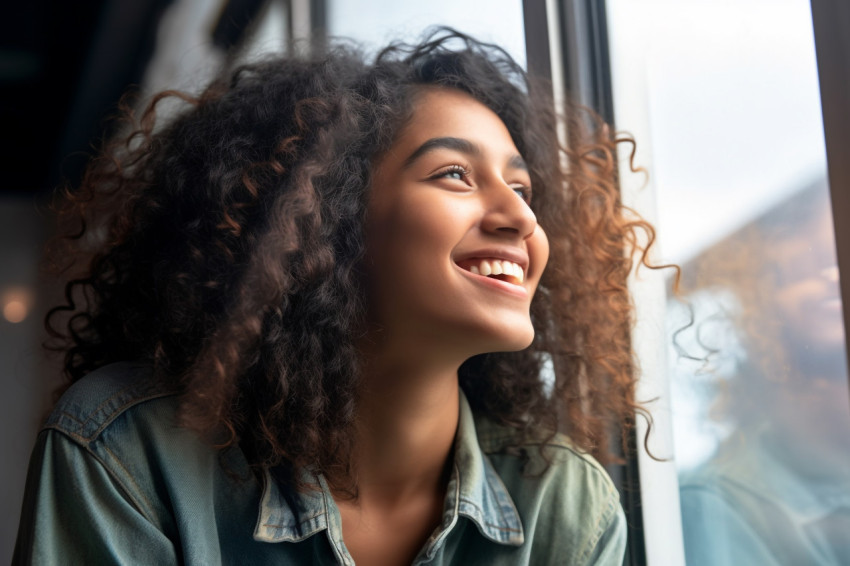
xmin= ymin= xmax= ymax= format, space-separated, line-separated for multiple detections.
xmin=511 ymin=184 xmax=533 ymax=204
xmin=431 ymin=165 xmax=470 ymax=182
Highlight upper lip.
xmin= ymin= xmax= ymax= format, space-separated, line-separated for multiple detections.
xmin=453 ymin=248 xmax=530 ymax=273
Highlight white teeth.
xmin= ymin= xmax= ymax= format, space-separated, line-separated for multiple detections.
xmin=464 ymin=259 xmax=525 ymax=283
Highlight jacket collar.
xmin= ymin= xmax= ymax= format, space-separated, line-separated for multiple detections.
xmin=450 ymin=390 xmax=524 ymax=545
xmin=252 ymin=389 xmax=524 ymax=548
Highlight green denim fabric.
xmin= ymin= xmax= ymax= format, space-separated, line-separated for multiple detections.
xmin=680 ymin=436 xmax=850 ymax=566
xmin=14 ymin=362 xmax=626 ymax=565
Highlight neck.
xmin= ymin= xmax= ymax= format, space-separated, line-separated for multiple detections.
xmin=344 ymin=337 xmax=464 ymax=507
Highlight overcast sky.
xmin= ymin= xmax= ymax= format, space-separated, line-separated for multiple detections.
xmin=607 ymin=0 xmax=827 ymax=265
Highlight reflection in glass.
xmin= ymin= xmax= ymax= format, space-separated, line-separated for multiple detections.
xmin=606 ymin=0 xmax=849 ymax=562
xmin=670 ymin=182 xmax=850 ymax=565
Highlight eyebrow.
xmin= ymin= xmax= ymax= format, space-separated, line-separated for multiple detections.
xmin=403 ymin=136 xmax=528 ymax=172
xmin=507 ymin=155 xmax=528 ymax=172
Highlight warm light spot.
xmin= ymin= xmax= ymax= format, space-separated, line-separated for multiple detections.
xmin=3 ymin=300 xmax=28 ymax=323
xmin=2 ymin=287 xmax=34 ymax=324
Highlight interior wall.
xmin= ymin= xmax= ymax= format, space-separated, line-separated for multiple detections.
xmin=0 ymin=197 xmax=57 ymax=562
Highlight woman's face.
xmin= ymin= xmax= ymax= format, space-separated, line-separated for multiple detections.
xmin=364 ymin=88 xmax=549 ymax=358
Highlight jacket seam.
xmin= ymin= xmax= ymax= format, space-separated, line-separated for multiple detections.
xmin=46 ymin=390 xmax=180 ymax=442
xmin=47 ymin=428 xmax=161 ymax=525
xmin=99 ymin=443 xmax=160 ymax=522
xmin=578 ymin=482 xmax=618 ymax=564
xmin=90 ymin=391 xmax=179 ymax=440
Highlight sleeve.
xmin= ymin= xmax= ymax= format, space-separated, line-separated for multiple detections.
xmin=13 ymin=429 xmax=178 ymax=566
xmin=584 ymin=499 xmax=627 ymax=566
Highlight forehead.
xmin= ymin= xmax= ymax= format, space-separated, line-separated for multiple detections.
xmin=386 ymin=88 xmax=521 ymax=159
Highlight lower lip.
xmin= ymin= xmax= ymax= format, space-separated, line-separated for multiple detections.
xmin=455 ymin=264 xmax=529 ymax=298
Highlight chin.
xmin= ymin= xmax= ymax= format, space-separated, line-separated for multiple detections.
xmin=478 ymin=325 xmax=536 ymax=354
xmin=507 ymin=332 xmax=536 ymax=352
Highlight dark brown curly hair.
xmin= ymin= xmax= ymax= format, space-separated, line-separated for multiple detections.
xmin=45 ymin=27 xmax=658 ymax=494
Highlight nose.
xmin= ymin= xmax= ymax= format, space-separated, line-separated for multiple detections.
xmin=480 ymin=181 xmax=539 ymax=239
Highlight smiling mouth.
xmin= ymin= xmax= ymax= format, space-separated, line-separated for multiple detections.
xmin=456 ymin=259 xmax=525 ymax=286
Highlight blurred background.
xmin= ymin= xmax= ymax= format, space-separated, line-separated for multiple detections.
xmin=0 ymin=0 xmax=530 ymax=560
xmin=2 ymin=1 xmax=848 ymax=564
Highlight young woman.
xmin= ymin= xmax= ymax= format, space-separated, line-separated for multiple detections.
xmin=14 ymin=28 xmax=651 ymax=565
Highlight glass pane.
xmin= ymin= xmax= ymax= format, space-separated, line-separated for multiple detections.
xmin=326 ymin=0 xmax=527 ymax=69
xmin=607 ymin=1 xmax=850 ymax=564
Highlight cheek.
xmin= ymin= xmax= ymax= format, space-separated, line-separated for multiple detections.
xmin=364 ymin=209 xmax=456 ymax=305
xmin=370 ymin=197 xmax=468 ymax=262
xmin=529 ymin=228 xmax=550 ymax=287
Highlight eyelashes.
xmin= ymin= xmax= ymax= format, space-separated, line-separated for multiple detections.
xmin=511 ymin=184 xmax=533 ymax=204
xmin=428 ymin=164 xmax=533 ymax=204
xmin=431 ymin=164 xmax=469 ymax=182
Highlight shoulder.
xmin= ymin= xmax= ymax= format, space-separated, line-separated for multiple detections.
xmin=41 ymin=362 xmax=216 ymax=491
xmin=476 ymin=418 xmax=626 ymax=564
xmin=475 ymin=416 xmax=617 ymax=495
xmin=678 ymin=468 xmax=799 ymax=565
xmin=18 ymin=364 xmax=261 ymax=564
xmin=33 ymin=363 xmax=229 ymax=528
xmin=44 ymin=361 xmax=180 ymax=445
xmin=678 ymin=462 xmax=775 ymax=521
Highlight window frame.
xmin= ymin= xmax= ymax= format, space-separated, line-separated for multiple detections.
xmin=522 ymin=1 xmax=652 ymax=564
xmin=811 ymin=0 xmax=850 ymax=382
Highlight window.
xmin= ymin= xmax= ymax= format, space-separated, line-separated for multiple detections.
xmin=607 ymin=1 xmax=850 ymax=564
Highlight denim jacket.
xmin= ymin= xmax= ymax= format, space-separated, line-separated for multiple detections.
xmin=14 ymin=362 xmax=626 ymax=565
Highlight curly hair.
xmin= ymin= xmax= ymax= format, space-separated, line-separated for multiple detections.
xmin=45 ymin=27 xmax=657 ymax=494
xmin=672 ymin=181 xmax=840 ymax=431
